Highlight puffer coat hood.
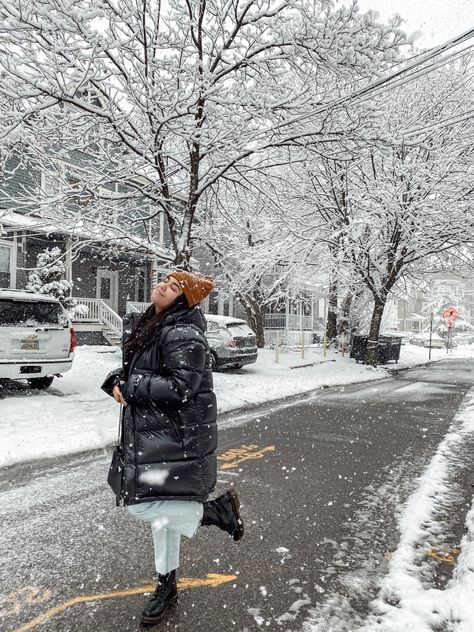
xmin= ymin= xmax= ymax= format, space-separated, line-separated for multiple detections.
xmin=102 ymin=302 xmax=217 ymax=505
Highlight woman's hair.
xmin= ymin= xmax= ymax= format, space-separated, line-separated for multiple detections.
xmin=123 ymin=295 xmax=188 ymax=370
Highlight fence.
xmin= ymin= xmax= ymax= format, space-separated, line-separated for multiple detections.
xmin=264 ymin=313 xmax=313 ymax=330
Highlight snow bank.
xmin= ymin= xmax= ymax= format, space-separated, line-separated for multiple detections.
xmin=359 ymin=388 xmax=474 ymax=632
xmin=1 ymin=343 xmax=473 ymax=468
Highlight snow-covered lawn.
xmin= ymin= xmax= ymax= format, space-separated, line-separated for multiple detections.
xmin=0 ymin=343 xmax=473 ymax=469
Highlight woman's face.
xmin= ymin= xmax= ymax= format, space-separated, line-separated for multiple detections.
xmin=151 ymin=276 xmax=183 ymax=313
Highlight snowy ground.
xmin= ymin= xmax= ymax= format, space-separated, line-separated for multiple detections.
xmin=303 ymin=384 xmax=474 ymax=632
xmin=0 ymin=343 xmax=473 ymax=469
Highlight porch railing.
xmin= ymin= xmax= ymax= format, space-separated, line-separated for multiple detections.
xmin=126 ymin=301 xmax=150 ymax=313
xmin=74 ymin=297 xmax=101 ymax=322
xmin=100 ymin=301 xmax=123 ymax=337
xmin=264 ymin=313 xmax=313 ymax=330
xmin=73 ymin=297 xmax=123 ymax=336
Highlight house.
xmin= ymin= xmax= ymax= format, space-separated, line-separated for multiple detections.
xmin=0 ymin=147 xmax=179 ymax=345
xmin=195 ymin=250 xmax=328 ymax=345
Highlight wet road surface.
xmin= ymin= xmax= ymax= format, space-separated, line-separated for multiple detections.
xmin=1 ymin=359 xmax=473 ymax=632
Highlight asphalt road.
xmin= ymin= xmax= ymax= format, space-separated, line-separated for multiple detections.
xmin=1 ymin=359 xmax=473 ymax=632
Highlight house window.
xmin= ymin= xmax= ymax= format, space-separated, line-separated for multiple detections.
xmin=100 ymin=277 xmax=111 ymax=300
xmin=0 ymin=243 xmax=12 ymax=288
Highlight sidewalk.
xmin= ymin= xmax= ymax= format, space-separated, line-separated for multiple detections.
xmin=1 ymin=344 xmax=473 ymax=469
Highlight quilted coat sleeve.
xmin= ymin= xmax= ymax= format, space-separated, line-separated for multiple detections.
xmin=119 ymin=325 xmax=207 ymax=406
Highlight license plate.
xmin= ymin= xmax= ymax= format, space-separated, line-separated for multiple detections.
xmin=20 ymin=338 xmax=39 ymax=351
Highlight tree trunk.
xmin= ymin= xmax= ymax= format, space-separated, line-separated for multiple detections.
xmin=365 ymin=299 xmax=386 ymax=366
xmin=174 ymin=250 xmax=190 ymax=269
xmin=338 ymin=294 xmax=352 ymax=337
xmin=244 ymin=303 xmax=265 ymax=348
xmin=326 ymin=276 xmax=338 ymax=343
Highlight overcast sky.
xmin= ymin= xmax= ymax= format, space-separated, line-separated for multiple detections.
xmin=356 ymin=0 xmax=472 ymax=48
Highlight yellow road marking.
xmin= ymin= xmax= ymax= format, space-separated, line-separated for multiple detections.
xmin=425 ymin=547 xmax=461 ymax=564
xmin=8 ymin=574 xmax=236 ymax=632
xmin=218 ymin=444 xmax=276 ymax=470
xmin=0 ymin=587 xmax=52 ymax=619
xmin=385 ymin=547 xmax=461 ymax=565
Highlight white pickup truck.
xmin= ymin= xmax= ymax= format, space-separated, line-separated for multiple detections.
xmin=0 ymin=289 xmax=76 ymax=389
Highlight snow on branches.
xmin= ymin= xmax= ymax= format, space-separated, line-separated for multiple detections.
xmin=0 ymin=0 xmax=407 ymax=265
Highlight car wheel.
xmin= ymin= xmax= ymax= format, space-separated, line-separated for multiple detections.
xmin=28 ymin=376 xmax=54 ymax=390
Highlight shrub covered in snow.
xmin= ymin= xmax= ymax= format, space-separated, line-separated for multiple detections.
xmin=26 ymin=247 xmax=77 ymax=314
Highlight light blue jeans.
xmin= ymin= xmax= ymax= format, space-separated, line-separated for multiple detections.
xmin=127 ymin=500 xmax=203 ymax=575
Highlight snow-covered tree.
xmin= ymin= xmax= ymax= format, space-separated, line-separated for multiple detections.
xmin=267 ymin=49 xmax=474 ymax=363
xmin=349 ymin=60 xmax=473 ymax=363
xmin=199 ymin=176 xmax=303 ymax=347
xmin=0 ymin=0 xmax=406 ymax=265
xmin=26 ymin=247 xmax=77 ymax=311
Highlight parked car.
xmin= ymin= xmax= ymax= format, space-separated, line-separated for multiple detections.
xmin=204 ymin=315 xmax=258 ymax=370
xmin=0 ymin=289 xmax=76 ymax=389
xmin=453 ymin=333 xmax=474 ymax=345
xmin=408 ymin=333 xmax=456 ymax=349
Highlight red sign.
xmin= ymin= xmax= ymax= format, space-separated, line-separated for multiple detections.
xmin=443 ymin=306 xmax=459 ymax=329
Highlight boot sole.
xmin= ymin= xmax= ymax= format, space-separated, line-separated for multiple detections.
xmin=228 ymin=488 xmax=245 ymax=541
xmin=140 ymin=594 xmax=178 ymax=625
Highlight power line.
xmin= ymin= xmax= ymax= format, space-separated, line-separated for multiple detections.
xmin=268 ymin=27 xmax=474 ymax=135
xmin=401 ymin=107 xmax=474 ymax=139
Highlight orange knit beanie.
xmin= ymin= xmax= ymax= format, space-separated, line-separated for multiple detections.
xmin=169 ymin=271 xmax=215 ymax=307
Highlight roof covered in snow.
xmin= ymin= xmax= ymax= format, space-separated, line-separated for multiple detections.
xmin=0 ymin=210 xmax=174 ymax=261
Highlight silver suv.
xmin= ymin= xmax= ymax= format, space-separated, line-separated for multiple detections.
xmin=205 ymin=315 xmax=257 ymax=370
xmin=0 ymin=290 xmax=76 ymax=389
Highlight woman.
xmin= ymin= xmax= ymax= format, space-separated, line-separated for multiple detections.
xmin=101 ymin=271 xmax=244 ymax=625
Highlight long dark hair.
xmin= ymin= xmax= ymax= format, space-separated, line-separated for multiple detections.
xmin=123 ymin=295 xmax=188 ymax=371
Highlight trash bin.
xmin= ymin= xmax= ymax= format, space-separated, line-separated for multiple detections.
xmin=383 ymin=336 xmax=402 ymax=363
xmin=350 ymin=335 xmax=401 ymax=364
xmin=350 ymin=335 xmax=368 ymax=362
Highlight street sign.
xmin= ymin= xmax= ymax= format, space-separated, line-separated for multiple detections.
xmin=443 ymin=306 xmax=459 ymax=329
xmin=443 ymin=306 xmax=459 ymax=319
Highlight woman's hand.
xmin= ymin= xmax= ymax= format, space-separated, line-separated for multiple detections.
xmin=112 ymin=382 xmax=128 ymax=406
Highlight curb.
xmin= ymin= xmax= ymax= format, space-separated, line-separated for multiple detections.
xmin=0 ymin=357 xmax=450 ymax=477
xmin=385 ymin=358 xmax=444 ymax=375
xmin=218 ymin=357 xmax=451 ymax=421
xmin=289 ymin=359 xmax=336 ymax=370
xmin=217 ymin=374 xmax=390 ymax=423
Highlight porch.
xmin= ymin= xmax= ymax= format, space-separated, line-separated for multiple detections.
xmin=72 ymin=298 xmax=147 ymax=345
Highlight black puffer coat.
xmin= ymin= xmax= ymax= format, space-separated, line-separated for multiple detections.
xmin=102 ymin=303 xmax=217 ymax=505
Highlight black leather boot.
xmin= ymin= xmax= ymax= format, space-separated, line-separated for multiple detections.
xmin=201 ymin=488 xmax=244 ymax=541
xmin=141 ymin=570 xmax=178 ymax=625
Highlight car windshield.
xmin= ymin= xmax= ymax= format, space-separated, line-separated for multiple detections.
xmin=227 ymin=323 xmax=254 ymax=337
xmin=0 ymin=299 xmax=64 ymax=327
